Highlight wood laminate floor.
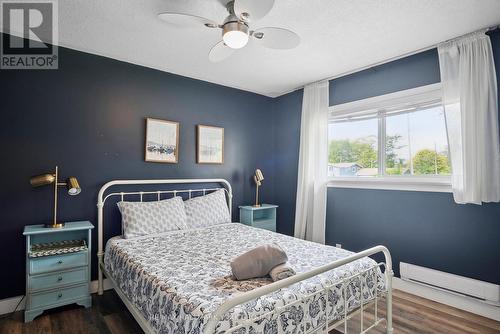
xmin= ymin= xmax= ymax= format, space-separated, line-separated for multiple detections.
xmin=1 ymin=289 xmax=499 ymax=334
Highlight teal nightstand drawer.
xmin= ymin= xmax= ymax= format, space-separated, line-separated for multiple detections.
xmin=29 ymin=251 xmax=88 ymax=275
xmin=30 ymin=267 xmax=88 ymax=291
xmin=30 ymin=283 xmax=89 ymax=309
xmin=253 ymin=219 xmax=276 ymax=232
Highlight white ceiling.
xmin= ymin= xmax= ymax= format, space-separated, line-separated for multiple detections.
xmin=8 ymin=1 xmax=500 ymax=97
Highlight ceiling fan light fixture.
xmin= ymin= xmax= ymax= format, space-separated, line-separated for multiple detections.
xmin=222 ymin=22 xmax=249 ymax=49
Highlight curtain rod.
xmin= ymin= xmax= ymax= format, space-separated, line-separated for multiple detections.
xmin=282 ymin=24 xmax=500 ymax=97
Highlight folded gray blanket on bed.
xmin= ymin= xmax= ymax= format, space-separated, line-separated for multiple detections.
xmin=231 ymin=244 xmax=288 ymax=280
xmin=269 ymin=262 xmax=296 ymax=282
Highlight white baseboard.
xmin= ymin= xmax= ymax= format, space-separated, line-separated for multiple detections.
xmin=0 ymin=295 xmax=26 ymax=316
xmin=89 ymin=278 xmax=114 ymax=294
xmin=0 ymin=279 xmax=113 ymax=316
xmin=393 ymin=277 xmax=500 ymax=322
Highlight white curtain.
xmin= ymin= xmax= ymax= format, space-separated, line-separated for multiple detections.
xmin=438 ymin=31 xmax=500 ymax=204
xmin=294 ymin=80 xmax=329 ymax=243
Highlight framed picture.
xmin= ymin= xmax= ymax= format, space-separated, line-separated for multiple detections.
xmin=197 ymin=125 xmax=224 ymax=164
xmin=145 ymin=118 xmax=179 ymax=163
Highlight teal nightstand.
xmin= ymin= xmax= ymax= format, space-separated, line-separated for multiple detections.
xmin=23 ymin=221 xmax=94 ymax=322
xmin=239 ymin=204 xmax=278 ymax=232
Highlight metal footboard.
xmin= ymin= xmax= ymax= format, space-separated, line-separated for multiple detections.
xmin=205 ymin=245 xmax=393 ymax=334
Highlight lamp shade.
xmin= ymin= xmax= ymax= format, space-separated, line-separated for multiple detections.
xmin=255 ymin=169 xmax=264 ymax=182
xmin=66 ymin=177 xmax=81 ymax=195
xmin=253 ymin=175 xmax=261 ymax=186
xmin=30 ymin=173 xmax=55 ymax=187
xmin=222 ymin=21 xmax=249 ymax=49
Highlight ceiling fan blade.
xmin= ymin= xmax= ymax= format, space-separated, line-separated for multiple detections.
xmin=209 ymin=41 xmax=235 ymax=62
xmin=158 ymin=12 xmax=220 ymax=29
xmin=234 ymin=0 xmax=274 ymax=21
xmin=252 ymin=27 xmax=300 ymax=50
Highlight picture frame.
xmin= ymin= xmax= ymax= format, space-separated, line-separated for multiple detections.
xmin=145 ymin=118 xmax=179 ymax=163
xmin=197 ymin=125 xmax=224 ymax=164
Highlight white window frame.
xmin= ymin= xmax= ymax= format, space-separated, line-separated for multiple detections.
xmin=327 ymin=83 xmax=451 ymax=193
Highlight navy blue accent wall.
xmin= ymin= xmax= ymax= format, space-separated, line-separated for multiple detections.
xmin=274 ymin=29 xmax=500 ymax=284
xmin=326 ymin=188 xmax=500 ymax=284
xmin=0 ymin=35 xmax=275 ymax=299
xmin=329 ymin=49 xmax=441 ymax=105
xmin=272 ymin=89 xmax=303 ymax=236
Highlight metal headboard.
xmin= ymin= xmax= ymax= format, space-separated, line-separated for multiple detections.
xmin=96 ymin=178 xmax=232 ymax=294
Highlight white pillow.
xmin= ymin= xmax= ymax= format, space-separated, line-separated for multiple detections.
xmin=184 ymin=189 xmax=231 ymax=228
xmin=117 ymin=196 xmax=187 ymax=239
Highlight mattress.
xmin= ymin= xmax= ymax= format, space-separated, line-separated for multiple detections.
xmin=104 ymin=223 xmax=384 ymax=334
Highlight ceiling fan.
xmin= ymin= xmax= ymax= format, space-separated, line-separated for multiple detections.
xmin=158 ymin=0 xmax=300 ymax=62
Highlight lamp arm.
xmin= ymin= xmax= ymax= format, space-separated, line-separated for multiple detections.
xmin=53 ymin=166 xmax=59 ymax=226
xmin=255 ymin=183 xmax=260 ymax=207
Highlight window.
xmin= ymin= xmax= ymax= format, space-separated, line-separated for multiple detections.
xmin=328 ymin=118 xmax=378 ymax=177
xmin=384 ymin=106 xmax=450 ymax=176
xmin=328 ymin=83 xmax=451 ymax=192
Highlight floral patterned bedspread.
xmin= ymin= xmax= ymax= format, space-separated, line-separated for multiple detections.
xmin=104 ymin=223 xmax=384 ymax=334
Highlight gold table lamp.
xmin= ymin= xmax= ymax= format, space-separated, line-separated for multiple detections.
xmin=253 ymin=169 xmax=264 ymax=207
xmin=30 ymin=166 xmax=81 ymax=228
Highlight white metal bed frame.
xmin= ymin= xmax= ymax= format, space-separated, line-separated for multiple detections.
xmin=97 ymin=178 xmax=394 ymax=334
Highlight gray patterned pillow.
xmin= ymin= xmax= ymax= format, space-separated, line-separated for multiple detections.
xmin=184 ymin=189 xmax=231 ymax=228
xmin=117 ymin=196 xmax=188 ymax=239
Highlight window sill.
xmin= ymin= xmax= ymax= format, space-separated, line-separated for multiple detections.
xmin=327 ymin=176 xmax=452 ymax=193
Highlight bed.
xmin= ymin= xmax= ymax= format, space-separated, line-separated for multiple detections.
xmin=97 ymin=179 xmax=394 ymax=334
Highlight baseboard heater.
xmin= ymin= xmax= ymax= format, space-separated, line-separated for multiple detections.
xmin=400 ymin=262 xmax=500 ymax=306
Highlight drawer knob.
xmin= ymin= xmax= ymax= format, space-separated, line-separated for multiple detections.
xmin=57 ymin=260 xmax=63 ymax=264
xmin=58 ymin=293 xmax=62 ymax=298
xmin=57 ymin=276 xmax=63 ymax=282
